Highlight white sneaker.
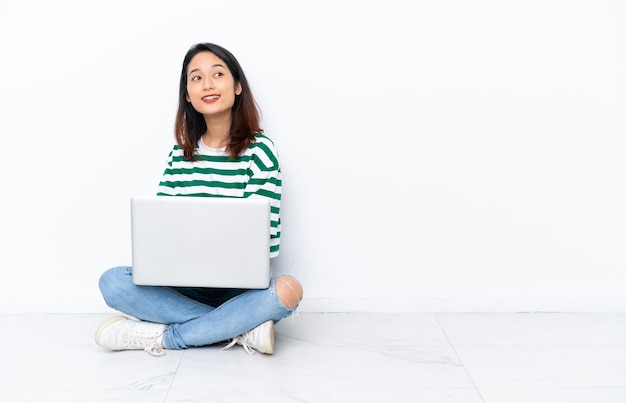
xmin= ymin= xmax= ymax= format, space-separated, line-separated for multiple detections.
xmin=223 ymin=320 xmax=275 ymax=355
xmin=95 ymin=316 xmax=167 ymax=357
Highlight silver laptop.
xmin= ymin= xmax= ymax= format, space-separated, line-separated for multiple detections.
xmin=130 ymin=195 xmax=271 ymax=289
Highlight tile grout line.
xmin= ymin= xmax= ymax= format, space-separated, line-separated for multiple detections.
xmin=163 ymin=349 xmax=186 ymax=403
xmin=432 ymin=313 xmax=487 ymax=403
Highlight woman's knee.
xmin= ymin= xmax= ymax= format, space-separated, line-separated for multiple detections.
xmin=98 ymin=266 xmax=131 ymax=302
xmin=275 ymin=275 xmax=303 ymax=309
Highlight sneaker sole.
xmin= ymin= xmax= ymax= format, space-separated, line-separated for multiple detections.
xmin=95 ymin=316 xmax=127 ymax=347
xmin=264 ymin=320 xmax=275 ymax=355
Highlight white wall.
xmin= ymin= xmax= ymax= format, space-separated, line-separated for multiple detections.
xmin=1 ymin=0 xmax=624 ymax=313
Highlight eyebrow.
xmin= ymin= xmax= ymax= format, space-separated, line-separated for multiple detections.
xmin=188 ymin=64 xmax=225 ymax=77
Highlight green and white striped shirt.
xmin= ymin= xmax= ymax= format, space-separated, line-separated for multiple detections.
xmin=157 ymin=133 xmax=282 ymax=257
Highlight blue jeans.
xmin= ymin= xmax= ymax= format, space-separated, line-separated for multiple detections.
xmin=98 ymin=266 xmax=296 ymax=350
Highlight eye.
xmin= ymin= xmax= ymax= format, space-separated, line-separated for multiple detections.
xmin=190 ymin=75 xmax=201 ymax=81
xmin=213 ymin=72 xmax=224 ymax=78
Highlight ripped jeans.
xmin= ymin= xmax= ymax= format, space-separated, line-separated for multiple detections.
xmin=98 ymin=266 xmax=296 ymax=350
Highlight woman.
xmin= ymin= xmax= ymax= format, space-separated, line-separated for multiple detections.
xmin=95 ymin=43 xmax=303 ymax=356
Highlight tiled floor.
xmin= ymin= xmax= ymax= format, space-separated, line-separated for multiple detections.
xmin=0 ymin=312 xmax=625 ymax=402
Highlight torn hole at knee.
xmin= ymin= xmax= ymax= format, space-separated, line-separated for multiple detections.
xmin=275 ymin=276 xmax=303 ymax=309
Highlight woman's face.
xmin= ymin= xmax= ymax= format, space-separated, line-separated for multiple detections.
xmin=185 ymin=51 xmax=242 ymax=120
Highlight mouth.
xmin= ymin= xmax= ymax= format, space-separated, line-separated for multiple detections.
xmin=202 ymin=95 xmax=220 ymax=102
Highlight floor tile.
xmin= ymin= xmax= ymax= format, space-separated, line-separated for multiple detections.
xmin=480 ymin=387 xmax=626 ymax=403
xmin=171 ymin=338 xmax=475 ymax=390
xmin=277 ymin=312 xmax=451 ymax=346
xmin=436 ymin=313 xmax=626 ymax=345
xmin=0 ymin=314 xmax=182 ymax=391
xmin=2 ymin=312 xmax=625 ymax=402
xmin=0 ymin=390 xmax=170 ymax=403
xmin=455 ymin=345 xmax=626 ymax=388
xmin=167 ymin=387 xmax=485 ymax=403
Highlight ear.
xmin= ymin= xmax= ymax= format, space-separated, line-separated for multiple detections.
xmin=235 ymin=82 xmax=242 ymax=95
xmin=186 ymin=93 xmax=191 ymax=102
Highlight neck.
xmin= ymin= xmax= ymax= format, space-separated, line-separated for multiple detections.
xmin=203 ymin=114 xmax=231 ymax=148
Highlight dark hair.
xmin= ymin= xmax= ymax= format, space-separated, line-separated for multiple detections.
xmin=174 ymin=43 xmax=262 ymax=160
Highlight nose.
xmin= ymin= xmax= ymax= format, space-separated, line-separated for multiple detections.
xmin=202 ymin=76 xmax=214 ymax=90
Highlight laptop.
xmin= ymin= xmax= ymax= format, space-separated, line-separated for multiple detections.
xmin=130 ymin=195 xmax=271 ymax=289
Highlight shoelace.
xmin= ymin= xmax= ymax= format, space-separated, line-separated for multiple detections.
xmin=126 ymin=329 xmax=165 ymax=357
xmin=222 ymin=335 xmax=256 ymax=355
xmin=123 ymin=329 xmax=165 ymax=357
xmin=144 ymin=343 xmax=166 ymax=357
